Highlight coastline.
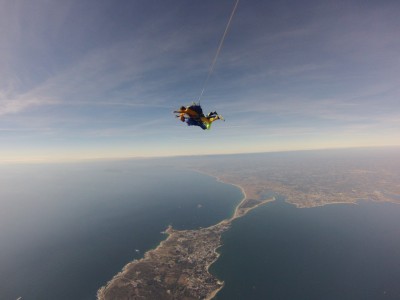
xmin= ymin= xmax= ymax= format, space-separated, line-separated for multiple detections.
xmin=289 ymin=200 xmax=358 ymax=208
xmin=97 ymin=226 xmax=175 ymax=299
xmin=188 ymin=168 xmax=248 ymax=219
xmin=97 ymin=169 xmax=275 ymax=299
xmin=97 ymin=164 xmax=400 ymax=299
xmin=191 ymin=168 xmax=276 ymax=219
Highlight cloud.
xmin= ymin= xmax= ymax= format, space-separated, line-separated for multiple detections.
xmin=1 ymin=0 xmax=399 ymax=160
xmin=0 ymin=89 xmax=58 ymax=116
xmin=0 ymin=5 xmax=223 ymax=117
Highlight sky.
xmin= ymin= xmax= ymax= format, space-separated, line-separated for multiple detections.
xmin=1 ymin=0 xmax=400 ymax=162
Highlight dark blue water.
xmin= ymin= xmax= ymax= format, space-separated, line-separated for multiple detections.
xmin=0 ymin=160 xmax=243 ymax=300
xmin=211 ymin=198 xmax=400 ymax=300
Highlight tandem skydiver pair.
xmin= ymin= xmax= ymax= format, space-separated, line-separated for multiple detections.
xmin=174 ymin=103 xmax=224 ymax=130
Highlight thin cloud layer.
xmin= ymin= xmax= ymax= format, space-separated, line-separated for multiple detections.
xmin=1 ymin=0 xmax=399 ymax=161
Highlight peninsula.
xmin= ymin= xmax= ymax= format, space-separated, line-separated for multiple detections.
xmin=97 ymin=173 xmax=274 ymax=300
xmin=98 ymin=149 xmax=400 ymax=299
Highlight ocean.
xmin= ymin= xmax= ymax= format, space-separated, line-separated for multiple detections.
xmin=0 ymin=160 xmax=243 ymax=300
xmin=211 ymin=197 xmax=400 ymax=300
xmin=2 ymin=153 xmax=400 ymax=300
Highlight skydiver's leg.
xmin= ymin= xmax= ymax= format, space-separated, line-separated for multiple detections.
xmin=187 ymin=118 xmax=201 ymax=127
xmin=186 ymin=118 xmax=194 ymax=126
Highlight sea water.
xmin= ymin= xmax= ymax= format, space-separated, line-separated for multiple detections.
xmin=211 ymin=197 xmax=400 ymax=300
xmin=0 ymin=160 xmax=243 ymax=300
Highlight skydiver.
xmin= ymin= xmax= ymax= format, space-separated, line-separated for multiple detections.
xmin=174 ymin=103 xmax=204 ymax=120
xmin=186 ymin=116 xmax=208 ymax=130
xmin=206 ymin=111 xmax=218 ymax=118
xmin=174 ymin=103 xmax=224 ymax=130
xmin=201 ymin=114 xmax=224 ymax=129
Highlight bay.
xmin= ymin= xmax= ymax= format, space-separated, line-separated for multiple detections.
xmin=0 ymin=160 xmax=242 ymax=300
xmin=211 ymin=198 xmax=400 ymax=300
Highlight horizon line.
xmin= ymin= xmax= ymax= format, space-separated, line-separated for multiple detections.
xmin=1 ymin=144 xmax=399 ymax=165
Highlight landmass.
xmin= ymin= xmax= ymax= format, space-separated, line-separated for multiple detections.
xmin=97 ymin=175 xmax=274 ymax=300
xmin=97 ymin=222 xmax=229 ymax=300
xmin=192 ymin=153 xmax=400 ymax=209
xmin=98 ymin=148 xmax=400 ymax=299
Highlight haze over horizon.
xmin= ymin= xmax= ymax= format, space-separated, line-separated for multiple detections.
xmin=1 ymin=0 xmax=400 ymax=162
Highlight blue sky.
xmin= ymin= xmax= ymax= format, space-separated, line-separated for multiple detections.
xmin=1 ymin=0 xmax=399 ymax=162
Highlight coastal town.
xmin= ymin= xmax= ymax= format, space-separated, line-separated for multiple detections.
xmin=97 ymin=222 xmax=229 ymax=299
